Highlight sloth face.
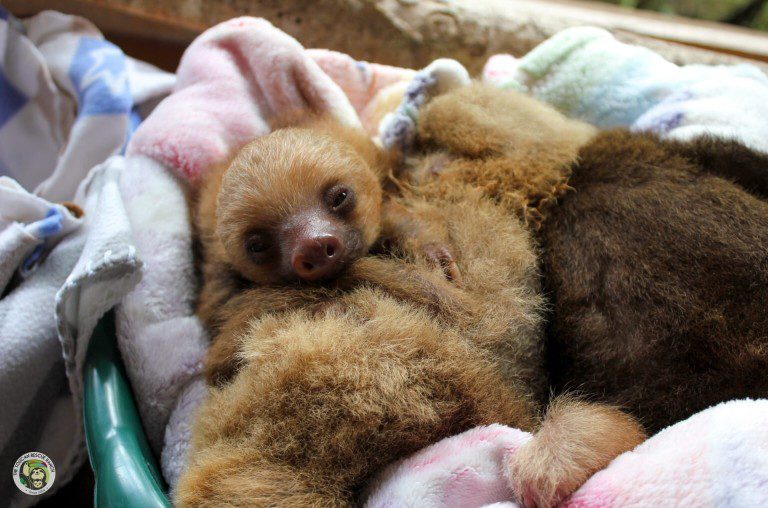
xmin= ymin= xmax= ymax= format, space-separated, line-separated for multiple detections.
xmin=29 ymin=468 xmax=46 ymax=489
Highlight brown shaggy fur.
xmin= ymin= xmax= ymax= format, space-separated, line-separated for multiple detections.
xmin=543 ymin=130 xmax=768 ymax=433
xmin=415 ymin=84 xmax=768 ymax=436
xmin=177 ymin=105 xmax=644 ymax=507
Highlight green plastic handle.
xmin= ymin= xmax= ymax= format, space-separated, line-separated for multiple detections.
xmin=83 ymin=311 xmax=172 ymax=508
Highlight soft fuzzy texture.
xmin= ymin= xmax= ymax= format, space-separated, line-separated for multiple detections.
xmin=116 ymin=17 xmax=417 ymax=485
xmin=414 ymin=85 xmax=595 ymax=229
xmin=482 ymin=26 xmax=768 ymax=154
xmin=365 ymin=424 xmax=531 ymax=507
xmin=389 ymin=83 xmax=645 ymax=507
xmin=123 ymin=18 xmax=765 ymax=500
xmin=384 ymin=58 xmax=768 ymax=434
xmin=119 ymin=16 xmax=373 ymax=459
xmin=0 ymin=158 xmax=141 ymax=506
xmin=178 ymin=71 xmax=648 ymax=508
xmin=367 ymin=399 xmax=768 ymax=507
xmin=307 ymin=49 xmax=414 ymax=135
xmin=541 ymin=129 xmax=768 ymax=433
xmin=177 ymin=54 xmax=621 ymax=503
xmin=0 ymin=10 xmax=174 ymax=201
xmin=126 ymin=17 xmax=361 ymax=182
xmin=177 ymin=184 xmax=548 ymax=506
xmin=379 ymin=58 xmax=471 ymax=154
xmin=378 ymin=61 xmax=768 ymax=505
xmin=195 ymin=120 xmax=388 ymax=385
xmin=380 ymin=60 xmax=595 ymax=229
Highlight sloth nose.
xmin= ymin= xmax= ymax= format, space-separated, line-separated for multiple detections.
xmin=291 ymin=235 xmax=345 ymax=280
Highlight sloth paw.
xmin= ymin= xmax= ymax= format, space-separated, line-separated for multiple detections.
xmin=421 ymin=242 xmax=462 ymax=284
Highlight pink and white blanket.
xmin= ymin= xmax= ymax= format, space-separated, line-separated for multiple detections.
xmin=118 ymin=17 xmax=768 ymax=504
xmin=366 ymin=399 xmax=768 ymax=507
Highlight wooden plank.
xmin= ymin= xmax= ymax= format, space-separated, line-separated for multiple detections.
xmin=4 ymin=0 xmax=202 ymax=43
xmin=6 ymin=0 xmax=768 ymax=73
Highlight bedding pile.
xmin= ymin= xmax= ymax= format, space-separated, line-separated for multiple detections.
xmin=366 ymin=399 xmax=768 ymax=507
xmin=4 ymin=7 xmax=768 ymax=504
xmin=0 ymin=8 xmax=173 ymax=504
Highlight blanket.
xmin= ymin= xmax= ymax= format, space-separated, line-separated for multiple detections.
xmin=0 ymin=8 xmax=172 ymax=504
xmin=482 ymin=26 xmax=768 ymax=154
xmin=367 ymin=399 xmax=768 ymax=507
xmin=114 ymin=17 xmax=768 ymax=503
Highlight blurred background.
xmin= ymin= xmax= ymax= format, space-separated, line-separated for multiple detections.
xmin=595 ymin=0 xmax=768 ymax=31
xmin=7 ymin=0 xmax=768 ymax=74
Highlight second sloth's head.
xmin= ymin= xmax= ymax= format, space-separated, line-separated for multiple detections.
xmin=216 ymin=123 xmax=383 ymax=285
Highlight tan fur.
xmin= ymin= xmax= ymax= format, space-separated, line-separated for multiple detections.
xmin=196 ymin=118 xmax=467 ymax=383
xmin=509 ymin=396 xmax=645 ymax=508
xmin=399 ymin=85 xmax=645 ymax=508
xmin=411 ymin=85 xmax=596 ymax=229
xmin=179 ymin=188 xmax=547 ymax=506
xmin=178 ymin=90 xmax=643 ymax=507
xmin=196 ymin=118 xmax=386 ymax=286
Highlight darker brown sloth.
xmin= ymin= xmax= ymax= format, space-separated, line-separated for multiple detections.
xmin=178 ymin=115 xmax=644 ymax=507
xmin=412 ymin=84 xmax=768 ymax=437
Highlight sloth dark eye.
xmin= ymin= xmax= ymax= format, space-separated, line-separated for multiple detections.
xmin=333 ymin=190 xmax=348 ymax=208
xmin=245 ymin=233 xmax=272 ymax=255
xmin=326 ymin=185 xmax=355 ymax=213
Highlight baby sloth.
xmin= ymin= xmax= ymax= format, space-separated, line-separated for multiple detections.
xmin=179 ymin=117 xmax=644 ymax=507
xmin=410 ymin=83 xmax=768 ymax=436
xmin=196 ymin=118 xmax=456 ymax=384
xmin=199 ymin=122 xmax=380 ymax=286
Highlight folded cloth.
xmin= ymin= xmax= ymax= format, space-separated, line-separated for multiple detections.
xmin=0 ymin=8 xmax=171 ymax=503
xmin=0 ymin=177 xmax=83 ymax=289
xmin=0 ymin=158 xmax=140 ymax=507
xmin=307 ymin=49 xmax=414 ymax=134
xmin=365 ymin=424 xmax=529 ymax=507
xmin=481 ymin=27 xmax=768 ymax=154
xmin=119 ymin=17 xmax=411 ymax=487
xmin=127 ymin=17 xmax=360 ymax=182
xmin=366 ymin=399 xmax=768 ymax=507
xmin=0 ymin=9 xmax=175 ymax=200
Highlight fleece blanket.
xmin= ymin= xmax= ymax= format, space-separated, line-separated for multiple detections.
xmin=117 ymin=17 xmax=414 ymax=487
xmin=0 ymin=8 xmax=173 ymax=504
xmin=366 ymin=399 xmax=768 ymax=507
xmin=481 ymin=26 xmax=768 ymax=154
